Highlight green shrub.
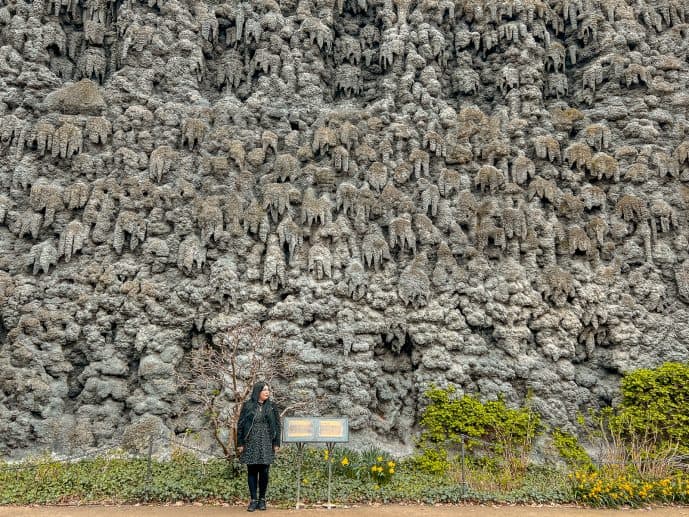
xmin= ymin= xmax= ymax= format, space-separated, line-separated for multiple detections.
xmin=567 ymin=363 xmax=689 ymax=483
xmin=563 ymin=363 xmax=689 ymax=507
xmin=411 ymin=445 xmax=449 ymax=475
xmin=414 ymin=386 xmax=541 ymax=476
xmin=616 ymin=362 xmax=689 ymax=452
xmin=552 ymin=429 xmax=594 ymax=470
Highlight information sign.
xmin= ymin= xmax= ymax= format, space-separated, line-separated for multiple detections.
xmin=282 ymin=417 xmax=349 ymax=443
xmin=284 ymin=418 xmax=316 ymax=441
xmin=282 ymin=416 xmax=350 ymax=510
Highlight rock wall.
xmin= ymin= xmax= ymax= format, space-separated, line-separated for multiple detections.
xmin=1 ymin=0 xmax=689 ymax=456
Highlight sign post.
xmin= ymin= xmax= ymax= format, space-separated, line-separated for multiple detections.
xmin=326 ymin=441 xmax=334 ymax=508
xmin=295 ymin=442 xmax=305 ymax=508
xmin=282 ymin=417 xmax=349 ymax=510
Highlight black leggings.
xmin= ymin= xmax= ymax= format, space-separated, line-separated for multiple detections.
xmin=247 ymin=464 xmax=270 ymax=500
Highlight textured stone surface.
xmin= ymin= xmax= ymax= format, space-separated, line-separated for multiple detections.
xmin=1 ymin=0 xmax=689 ymax=457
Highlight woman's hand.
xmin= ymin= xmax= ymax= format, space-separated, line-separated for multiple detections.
xmin=237 ymin=446 xmax=244 ymax=454
xmin=273 ymin=446 xmax=280 ymax=453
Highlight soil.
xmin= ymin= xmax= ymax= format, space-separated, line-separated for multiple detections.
xmin=0 ymin=504 xmax=687 ymax=517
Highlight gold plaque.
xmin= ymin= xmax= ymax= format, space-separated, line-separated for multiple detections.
xmin=318 ymin=420 xmax=344 ymax=439
xmin=286 ymin=419 xmax=315 ymax=439
xmin=282 ymin=417 xmax=349 ymax=442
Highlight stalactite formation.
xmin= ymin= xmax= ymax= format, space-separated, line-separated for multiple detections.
xmin=1 ymin=0 xmax=689 ymax=455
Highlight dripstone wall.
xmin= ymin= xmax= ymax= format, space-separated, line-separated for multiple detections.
xmin=1 ymin=0 xmax=689 ymax=456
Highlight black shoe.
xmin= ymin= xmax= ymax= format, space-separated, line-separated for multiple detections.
xmin=257 ymin=499 xmax=267 ymax=510
xmin=247 ymin=500 xmax=258 ymax=512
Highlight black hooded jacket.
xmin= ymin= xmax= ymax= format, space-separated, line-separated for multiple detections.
xmin=236 ymin=381 xmax=281 ymax=448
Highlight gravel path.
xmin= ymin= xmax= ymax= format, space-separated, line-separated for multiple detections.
xmin=1 ymin=504 xmax=687 ymax=517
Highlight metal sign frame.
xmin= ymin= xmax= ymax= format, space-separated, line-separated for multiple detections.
xmin=282 ymin=417 xmax=349 ymax=443
xmin=282 ymin=417 xmax=349 ymax=510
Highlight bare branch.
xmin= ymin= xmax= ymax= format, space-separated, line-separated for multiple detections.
xmin=179 ymin=322 xmax=308 ymax=463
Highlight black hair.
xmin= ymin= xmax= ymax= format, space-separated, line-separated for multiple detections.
xmin=250 ymin=381 xmax=269 ymax=403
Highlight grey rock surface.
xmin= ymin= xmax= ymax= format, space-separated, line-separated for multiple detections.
xmin=1 ymin=0 xmax=689 ymax=456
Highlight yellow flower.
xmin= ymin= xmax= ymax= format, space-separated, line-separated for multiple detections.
xmin=389 ymin=468 xmax=395 ymax=474
xmin=377 ymin=456 xmax=384 ymax=462
xmin=324 ymin=450 xmax=329 ymax=460
xmin=387 ymin=461 xmax=396 ymax=468
xmin=341 ymin=457 xmax=349 ymax=466
xmin=371 ymin=465 xmax=377 ymax=472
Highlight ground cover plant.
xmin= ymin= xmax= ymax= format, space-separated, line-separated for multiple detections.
xmin=0 ymin=446 xmax=573 ymax=506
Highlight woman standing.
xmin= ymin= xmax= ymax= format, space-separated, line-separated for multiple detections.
xmin=237 ymin=381 xmax=281 ymax=511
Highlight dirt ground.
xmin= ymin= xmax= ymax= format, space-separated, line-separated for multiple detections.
xmin=1 ymin=504 xmax=688 ymax=517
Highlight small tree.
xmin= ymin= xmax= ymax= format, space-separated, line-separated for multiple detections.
xmin=180 ymin=322 xmax=299 ymax=462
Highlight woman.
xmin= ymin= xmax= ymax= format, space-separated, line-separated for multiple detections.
xmin=237 ymin=381 xmax=281 ymax=512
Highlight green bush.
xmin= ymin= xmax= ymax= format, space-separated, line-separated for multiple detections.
xmin=562 ymin=363 xmax=689 ymax=507
xmin=414 ymin=386 xmax=541 ymax=476
xmin=552 ymin=429 xmax=594 ymax=470
xmin=616 ymin=362 xmax=689 ymax=452
xmin=411 ymin=445 xmax=449 ymax=475
xmin=567 ymin=363 xmax=689 ymax=483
